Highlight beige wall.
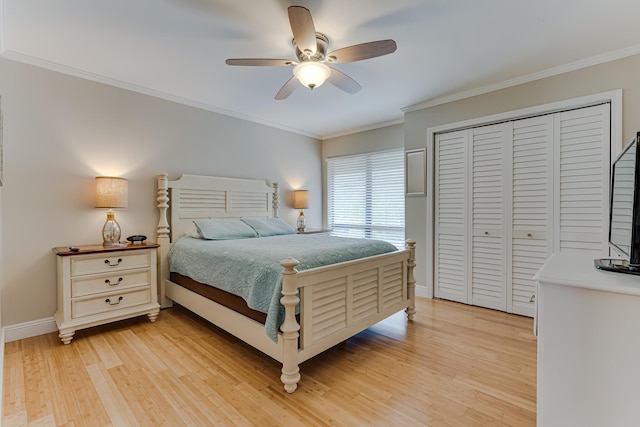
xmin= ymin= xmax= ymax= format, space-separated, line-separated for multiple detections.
xmin=405 ymin=53 xmax=640 ymax=294
xmin=323 ymin=124 xmax=404 ymax=159
xmin=0 ymin=58 xmax=322 ymax=326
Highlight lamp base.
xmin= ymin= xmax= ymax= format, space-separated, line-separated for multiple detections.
xmin=296 ymin=210 xmax=307 ymax=233
xmin=102 ymin=210 xmax=122 ymax=246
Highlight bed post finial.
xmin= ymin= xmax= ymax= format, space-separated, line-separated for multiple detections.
xmin=405 ymin=238 xmax=417 ymax=321
xmin=157 ymin=173 xmax=171 ymax=307
xmin=272 ymin=182 xmax=279 ymax=218
xmin=280 ymin=256 xmax=301 ymax=393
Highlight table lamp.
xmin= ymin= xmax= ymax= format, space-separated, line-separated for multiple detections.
xmin=293 ymin=189 xmax=309 ymax=233
xmin=95 ymin=176 xmax=128 ymax=246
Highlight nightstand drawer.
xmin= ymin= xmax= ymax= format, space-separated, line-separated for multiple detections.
xmin=71 ymin=251 xmax=152 ymax=276
xmin=72 ymin=287 xmax=151 ymax=319
xmin=72 ymin=270 xmax=152 ymax=297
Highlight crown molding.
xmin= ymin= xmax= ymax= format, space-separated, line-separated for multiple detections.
xmin=3 ymin=41 xmax=640 ymax=139
xmin=402 ymin=44 xmax=640 ymax=114
xmin=321 ymin=117 xmax=405 ymax=140
xmin=0 ymin=50 xmax=322 ymax=140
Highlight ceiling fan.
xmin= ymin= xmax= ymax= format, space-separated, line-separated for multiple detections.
xmin=225 ymin=6 xmax=397 ymax=100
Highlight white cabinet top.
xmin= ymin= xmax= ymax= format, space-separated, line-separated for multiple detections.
xmin=534 ymin=253 xmax=640 ymax=296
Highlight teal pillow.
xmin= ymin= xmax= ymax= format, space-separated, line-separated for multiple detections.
xmin=193 ymin=219 xmax=258 ymax=240
xmin=240 ymin=217 xmax=296 ymax=237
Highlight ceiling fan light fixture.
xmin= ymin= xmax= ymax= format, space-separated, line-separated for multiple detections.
xmin=225 ymin=7 xmax=396 ymax=99
xmin=293 ymin=61 xmax=331 ymax=90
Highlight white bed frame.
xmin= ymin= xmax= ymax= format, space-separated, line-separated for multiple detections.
xmin=156 ymin=173 xmax=416 ymax=393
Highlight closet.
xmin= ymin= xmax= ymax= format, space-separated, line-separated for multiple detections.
xmin=434 ymin=103 xmax=610 ymax=316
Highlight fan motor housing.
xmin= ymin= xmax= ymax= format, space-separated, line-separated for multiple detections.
xmin=294 ymin=32 xmax=328 ymax=62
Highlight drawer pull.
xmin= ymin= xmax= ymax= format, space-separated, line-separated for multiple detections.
xmin=527 ymin=233 xmax=533 ymax=238
xmin=105 ymin=278 xmax=124 ymax=286
xmin=104 ymin=258 xmax=123 ymax=267
xmin=105 ymin=296 xmax=124 ymax=306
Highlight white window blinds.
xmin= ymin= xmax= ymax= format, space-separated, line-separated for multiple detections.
xmin=327 ymin=148 xmax=405 ymax=248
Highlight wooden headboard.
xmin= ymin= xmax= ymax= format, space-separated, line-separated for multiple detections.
xmin=155 ymin=173 xmax=279 ymax=305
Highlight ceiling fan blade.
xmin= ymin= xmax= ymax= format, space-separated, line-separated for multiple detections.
xmin=275 ymin=76 xmax=299 ymax=100
xmin=288 ymin=6 xmax=317 ymax=55
xmin=326 ymin=39 xmax=397 ymax=64
xmin=327 ymin=68 xmax=362 ymax=94
xmin=226 ymin=58 xmax=295 ymax=66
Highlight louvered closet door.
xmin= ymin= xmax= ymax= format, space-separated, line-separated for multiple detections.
xmin=434 ymin=130 xmax=468 ymax=303
xmin=470 ymin=124 xmax=507 ymax=311
xmin=555 ymin=104 xmax=610 ymax=255
xmin=510 ymin=116 xmax=554 ymax=316
xmin=433 ymin=103 xmax=610 ymax=316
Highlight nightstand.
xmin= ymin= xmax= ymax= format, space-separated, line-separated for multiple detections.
xmin=297 ymin=229 xmax=331 ymax=235
xmin=53 ymin=243 xmax=160 ymax=344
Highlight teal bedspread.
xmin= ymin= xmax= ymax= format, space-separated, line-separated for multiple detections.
xmin=168 ymin=234 xmax=398 ymax=341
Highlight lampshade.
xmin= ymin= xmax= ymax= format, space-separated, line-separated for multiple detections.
xmin=95 ymin=177 xmax=128 ymax=208
xmin=95 ymin=177 xmax=128 ymax=246
xmin=293 ymin=190 xmax=309 ymax=209
xmin=293 ymin=62 xmax=331 ymax=90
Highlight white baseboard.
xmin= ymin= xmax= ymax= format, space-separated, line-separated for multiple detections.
xmin=0 ymin=289 xmax=431 ymax=344
xmin=0 ymin=290 xmax=431 ymax=343
xmin=415 ymin=284 xmax=432 ymax=299
xmin=3 ymin=317 xmax=57 ymax=343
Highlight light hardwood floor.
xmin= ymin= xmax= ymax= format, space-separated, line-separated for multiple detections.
xmin=3 ymin=298 xmax=536 ymax=426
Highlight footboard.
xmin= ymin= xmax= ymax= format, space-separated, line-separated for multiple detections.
xmin=278 ymin=240 xmax=416 ymax=392
xmin=281 ymin=240 xmax=416 ymax=364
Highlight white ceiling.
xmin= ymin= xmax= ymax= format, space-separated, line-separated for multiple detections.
xmin=2 ymin=0 xmax=640 ymax=139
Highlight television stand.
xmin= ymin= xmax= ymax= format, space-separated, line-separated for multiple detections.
xmin=536 ymin=253 xmax=640 ymax=426
xmin=594 ymin=258 xmax=640 ymax=276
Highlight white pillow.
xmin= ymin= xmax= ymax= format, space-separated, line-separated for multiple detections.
xmin=184 ymin=227 xmax=202 ymax=239
xmin=193 ymin=219 xmax=258 ymax=240
xmin=240 ymin=217 xmax=296 ymax=237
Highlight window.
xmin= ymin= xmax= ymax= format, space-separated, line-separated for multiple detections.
xmin=327 ymin=148 xmax=405 ymax=248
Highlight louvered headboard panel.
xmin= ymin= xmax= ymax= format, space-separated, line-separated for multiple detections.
xmin=162 ymin=174 xmax=278 ymax=241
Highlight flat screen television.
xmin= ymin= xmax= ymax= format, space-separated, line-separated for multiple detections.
xmin=595 ymin=131 xmax=640 ymax=275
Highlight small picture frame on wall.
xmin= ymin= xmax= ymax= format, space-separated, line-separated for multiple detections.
xmin=405 ymin=148 xmax=426 ymax=196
